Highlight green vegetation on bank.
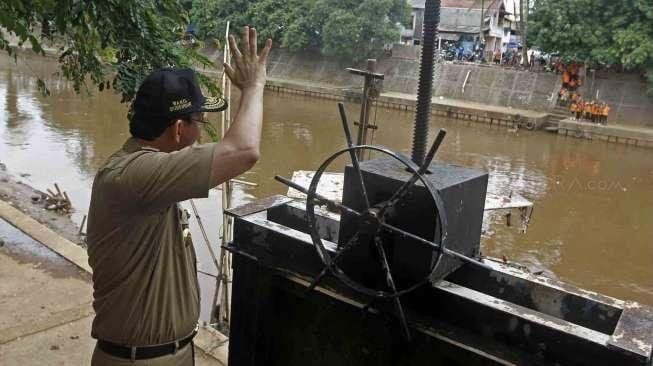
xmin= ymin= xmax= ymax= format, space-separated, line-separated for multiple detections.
xmin=1 ymin=0 xmax=407 ymax=100
xmin=3 ymin=0 xmax=652 ymax=99
xmin=0 ymin=0 xmax=218 ymax=102
xmin=190 ymin=0 xmax=410 ymax=61
xmin=529 ymin=0 xmax=653 ymax=94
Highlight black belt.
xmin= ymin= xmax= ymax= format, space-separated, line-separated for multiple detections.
xmin=97 ymin=330 xmax=197 ymax=360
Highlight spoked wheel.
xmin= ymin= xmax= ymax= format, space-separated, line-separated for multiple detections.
xmin=274 ymin=102 xmax=491 ymax=341
xmin=305 ymin=144 xmax=449 ymax=300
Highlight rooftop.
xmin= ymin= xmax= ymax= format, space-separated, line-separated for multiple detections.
xmin=409 ymin=0 xmax=500 ymax=10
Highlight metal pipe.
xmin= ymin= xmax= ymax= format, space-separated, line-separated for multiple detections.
xmin=214 ymin=20 xmax=232 ymax=327
xmin=462 ymin=70 xmax=471 ymax=94
xmin=411 ymin=0 xmax=441 ymax=165
xmin=355 ymin=59 xmax=377 ymax=159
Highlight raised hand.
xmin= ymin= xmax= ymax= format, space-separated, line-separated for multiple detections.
xmin=224 ymin=26 xmax=272 ymax=90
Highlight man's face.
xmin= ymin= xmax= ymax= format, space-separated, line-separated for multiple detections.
xmin=178 ymin=112 xmax=205 ymax=148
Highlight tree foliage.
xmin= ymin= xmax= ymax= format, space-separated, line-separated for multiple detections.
xmin=191 ymin=0 xmax=409 ymax=61
xmin=190 ymin=0 xmax=253 ymax=42
xmin=529 ymin=0 xmax=653 ymax=93
xmin=0 ymin=0 xmax=219 ymax=101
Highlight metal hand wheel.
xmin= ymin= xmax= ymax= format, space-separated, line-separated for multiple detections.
xmin=304 ymin=143 xmax=449 ymax=300
xmin=275 ymin=103 xmax=492 ymax=341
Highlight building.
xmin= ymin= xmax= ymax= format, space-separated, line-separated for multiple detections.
xmin=404 ymin=0 xmax=522 ymax=59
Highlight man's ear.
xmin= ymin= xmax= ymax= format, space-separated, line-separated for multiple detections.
xmin=172 ymin=119 xmax=184 ymax=143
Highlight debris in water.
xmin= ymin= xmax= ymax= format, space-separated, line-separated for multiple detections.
xmin=43 ymin=183 xmax=73 ymax=215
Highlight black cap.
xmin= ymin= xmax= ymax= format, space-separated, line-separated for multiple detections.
xmin=131 ymin=68 xmax=227 ymax=123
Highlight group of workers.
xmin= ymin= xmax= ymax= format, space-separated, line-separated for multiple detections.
xmin=555 ymin=62 xmax=611 ymax=124
xmin=560 ymin=63 xmax=583 ymax=90
xmin=569 ymin=95 xmax=610 ymax=124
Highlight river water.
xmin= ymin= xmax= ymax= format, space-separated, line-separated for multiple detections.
xmin=1 ymin=54 xmax=651 ymax=317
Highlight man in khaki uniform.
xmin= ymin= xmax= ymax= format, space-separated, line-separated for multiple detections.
xmin=87 ymin=27 xmax=272 ymax=365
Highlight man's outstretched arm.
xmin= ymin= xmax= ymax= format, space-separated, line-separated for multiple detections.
xmin=209 ymin=26 xmax=272 ymax=187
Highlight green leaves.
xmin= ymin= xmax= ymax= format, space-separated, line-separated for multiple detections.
xmin=1 ymin=0 xmax=220 ymax=102
xmin=530 ymin=0 xmax=653 ymax=93
xmin=190 ymin=0 xmax=252 ymax=41
xmin=190 ymin=0 xmax=407 ymax=61
xmin=322 ymin=10 xmax=361 ymax=59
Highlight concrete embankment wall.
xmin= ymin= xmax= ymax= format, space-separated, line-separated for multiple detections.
xmin=582 ymin=72 xmax=653 ymax=127
xmin=7 ymin=30 xmax=652 ymax=126
xmin=208 ymin=45 xmax=653 ymax=128
xmin=263 ymin=48 xmax=561 ymax=112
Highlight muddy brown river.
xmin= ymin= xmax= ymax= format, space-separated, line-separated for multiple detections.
xmin=1 ymin=54 xmax=651 ymax=319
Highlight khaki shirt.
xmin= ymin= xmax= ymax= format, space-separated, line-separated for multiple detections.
xmin=87 ymin=138 xmax=215 ymax=346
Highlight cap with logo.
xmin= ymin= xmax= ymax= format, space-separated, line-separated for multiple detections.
xmin=130 ymin=68 xmax=227 ymax=123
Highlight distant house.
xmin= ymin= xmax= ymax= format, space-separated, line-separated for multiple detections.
xmin=405 ymin=0 xmax=521 ymax=57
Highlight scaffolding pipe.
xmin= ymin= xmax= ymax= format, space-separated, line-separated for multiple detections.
xmin=212 ymin=20 xmax=233 ymax=328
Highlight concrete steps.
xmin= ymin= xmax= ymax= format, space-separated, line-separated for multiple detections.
xmin=546 ymin=105 xmax=572 ymax=130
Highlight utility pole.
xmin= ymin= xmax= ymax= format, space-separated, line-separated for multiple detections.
xmin=479 ymin=0 xmax=485 ymax=46
xmin=519 ymin=0 xmax=528 ymax=66
xmin=478 ymin=0 xmax=485 ymax=62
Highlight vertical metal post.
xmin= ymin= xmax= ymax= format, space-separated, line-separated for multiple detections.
xmin=347 ymin=60 xmax=384 ymax=160
xmin=215 ymin=20 xmax=233 ymax=329
xmin=356 ymin=59 xmax=377 ymax=157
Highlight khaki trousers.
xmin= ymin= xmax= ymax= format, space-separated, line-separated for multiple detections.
xmin=91 ymin=341 xmax=194 ymax=366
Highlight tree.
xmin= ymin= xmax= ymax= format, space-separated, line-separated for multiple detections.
xmin=321 ymin=10 xmax=361 ymax=60
xmin=0 ymin=0 xmax=219 ymax=102
xmin=346 ymin=0 xmax=404 ymax=60
xmin=190 ymin=0 xmax=252 ymax=41
xmin=190 ymin=0 xmax=409 ymax=61
xmin=529 ymin=0 xmax=653 ymax=94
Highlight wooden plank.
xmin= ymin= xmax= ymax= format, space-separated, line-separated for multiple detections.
xmin=0 ymin=199 xmax=91 ymax=273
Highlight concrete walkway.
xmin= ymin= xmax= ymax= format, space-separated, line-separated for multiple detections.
xmin=262 ymin=77 xmax=550 ymax=127
xmin=382 ymin=91 xmax=549 ymax=119
xmin=0 ymin=200 xmax=228 ymax=365
xmin=264 ymin=76 xmax=548 ymax=119
xmin=557 ymin=118 xmax=653 ymax=148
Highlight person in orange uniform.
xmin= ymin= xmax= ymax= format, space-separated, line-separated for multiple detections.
xmin=584 ymin=101 xmax=593 ymax=121
xmin=594 ymin=102 xmax=601 ymax=123
xmin=575 ymin=98 xmax=582 ymax=120
xmin=570 ymin=99 xmax=578 ymax=120
xmin=562 ymin=70 xmax=571 ymax=88
xmin=602 ymin=103 xmax=610 ymax=125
